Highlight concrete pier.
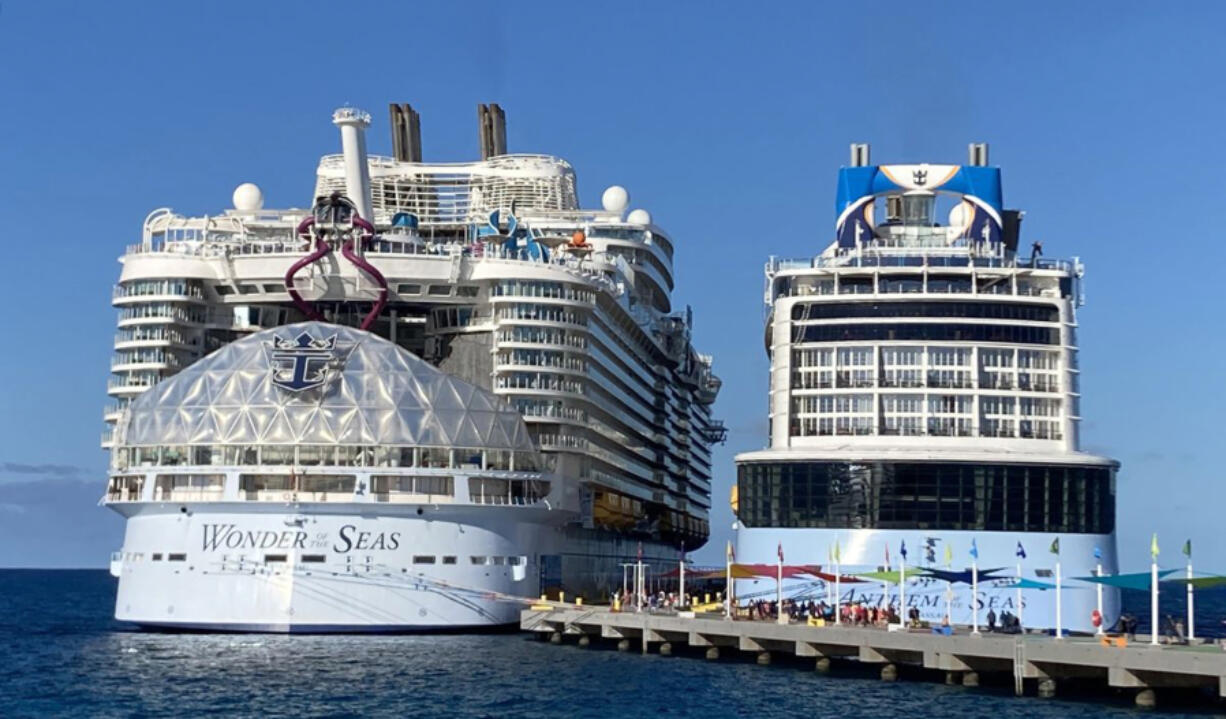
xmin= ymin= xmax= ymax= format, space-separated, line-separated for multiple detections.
xmin=524 ymin=607 xmax=1226 ymax=703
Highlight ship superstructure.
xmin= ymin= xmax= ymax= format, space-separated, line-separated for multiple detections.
xmin=733 ymin=143 xmax=1118 ymax=633
xmin=103 ymin=105 xmax=721 ymax=629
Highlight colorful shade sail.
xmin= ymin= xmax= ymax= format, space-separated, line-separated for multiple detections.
xmin=1072 ymin=570 xmax=1176 ymax=591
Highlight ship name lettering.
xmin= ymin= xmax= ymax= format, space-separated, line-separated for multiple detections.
xmin=333 ymin=524 xmax=401 ymax=553
xmin=201 ymin=524 xmax=308 ymax=551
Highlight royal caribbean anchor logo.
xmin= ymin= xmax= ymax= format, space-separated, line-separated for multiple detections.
xmin=266 ymin=331 xmax=341 ymax=392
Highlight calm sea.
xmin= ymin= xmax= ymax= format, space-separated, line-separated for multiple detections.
xmin=1 ymin=570 xmax=1222 ymax=718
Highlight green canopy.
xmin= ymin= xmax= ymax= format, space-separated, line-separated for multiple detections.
xmin=854 ymin=570 xmax=905 ymax=585
xmin=1162 ymin=575 xmax=1226 ymax=589
xmin=1072 ymin=570 xmax=1176 ymax=591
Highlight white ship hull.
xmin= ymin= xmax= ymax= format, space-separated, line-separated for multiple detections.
xmin=112 ymin=503 xmax=561 ymax=632
xmin=736 ymin=527 xmax=1119 ymax=635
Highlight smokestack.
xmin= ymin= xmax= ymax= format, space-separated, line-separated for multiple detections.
xmin=332 ymin=107 xmax=374 ymax=222
xmin=389 ymin=104 xmax=422 ymax=163
xmin=968 ymin=142 xmax=989 ymax=167
xmin=478 ymin=103 xmax=507 ymax=159
xmin=850 ymin=143 xmax=871 ymax=167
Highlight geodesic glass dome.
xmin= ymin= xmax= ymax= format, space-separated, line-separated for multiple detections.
xmin=120 ymin=322 xmax=535 ymax=452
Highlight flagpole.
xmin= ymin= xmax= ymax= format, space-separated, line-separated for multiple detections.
xmin=834 ymin=555 xmax=842 ymax=625
xmin=724 ymin=542 xmax=732 ymax=620
xmin=1188 ymin=557 xmax=1195 ymax=642
xmin=1016 ymin=558 xmax=1024 ymax=632
xmin=899 ymin=549 xmax=906 ymax=626
xmin=1187 ymin=541 xmax=1195 ymax=642
xmin=776 ymin=548 xmax=786 ymax=625
xmin=1151 ymin=533 xmax=1160 ymax=646
xmin=1150 ymin=558 xmax=1159 ymax=646
xmin=1055 ymin=559 xmax=1062 ymax=640
xmin=1095 ymin=560 xmax=1104 ymax=636
xmin=971 ymin=558 xmax=980 ymax=635
xmin=680 ymin=556 xmax=686 ymax=609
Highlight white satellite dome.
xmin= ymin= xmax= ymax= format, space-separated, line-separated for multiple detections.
xmin=601 ymin=185 xmax=629 ymax=214
xmin=947 ymin=201 xmax=971 ymax=229
xmin=232 ymin=182 xmax=265 ymax=212
xmin=626 ymin=208 xmax=652 ymax=225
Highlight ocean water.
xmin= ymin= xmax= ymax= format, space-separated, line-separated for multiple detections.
xmin=1 ymin=570 xmax=1223 ymax=718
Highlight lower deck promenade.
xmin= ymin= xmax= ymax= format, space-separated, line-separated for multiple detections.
xmin=522 ymin=606 xmax=1226 ymax=708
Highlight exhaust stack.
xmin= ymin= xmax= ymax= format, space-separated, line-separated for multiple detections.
xmin=850 ymin=143 xmax=871 ymax=167
xmin=968 ymin=142 xmax=989 ymax=167
xmin=389 ymin=103 xmax=422 ymax=163
xmin=332 ymin=107 xmax=374 ymax=222
xmin=477 ymin=103 xmax=507 ymax=159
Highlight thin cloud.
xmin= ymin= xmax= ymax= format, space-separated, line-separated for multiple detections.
xmin=2 ymin=462 xmax=84 ymax=478
xmin=0 ymin=503 xmax=27 ymax=515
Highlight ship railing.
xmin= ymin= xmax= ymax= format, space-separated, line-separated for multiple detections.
xmin=769 ymin=253 xmax=1075 ymax=274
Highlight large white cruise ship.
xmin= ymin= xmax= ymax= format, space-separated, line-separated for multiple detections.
xmin=102 ymin=104 xmax=722 ymax=631
xmin=733 ymin=143 xmax=1118 ymax=634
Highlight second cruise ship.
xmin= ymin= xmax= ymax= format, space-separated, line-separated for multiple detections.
xmin=734 ymin=143 xmax=1118 ymax=634
xmin=103 ymin=104 xmax=722 ymax=631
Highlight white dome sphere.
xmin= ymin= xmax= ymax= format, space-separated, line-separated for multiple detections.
xmin=232 ymin=183 xmax=264 ymax=212
xmin=601 ymin=185 xmax=629 ymax=214
xmin=626 ymin=208 xmax=652 ymax=225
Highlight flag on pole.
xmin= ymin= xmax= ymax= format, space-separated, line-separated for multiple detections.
xmin=1049 ymin=537 xmax=1060 ymax=555
xmin=726 ymin=540 xmax=734 ymax=561
xmin=1016 ymin=541 xmax=1026 ymax=559
xmin=833 ymin=540 xmax=841 ymax=563
xmin=1183 ymin=539 xmax=1192 ymax=558
xmin=777 ymin=542 xmax=784 ymax=563
xmin=1151 ymin=533 xmax=1159 ymax=560
xmin=970 ymin=538 xmax=979 ymax=560
xmin=1094 ymin=546 xmax=1102 ymax=560
xmin=943 ymin=543 xmax=953 ymax=567
xmin=900 ymin=540 xmax=907 ymax=560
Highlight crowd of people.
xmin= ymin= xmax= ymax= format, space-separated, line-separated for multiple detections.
xmin=742 ymin=598 xmax=904 ymax=626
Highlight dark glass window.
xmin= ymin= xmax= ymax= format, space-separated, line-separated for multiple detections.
xmin=736 ymin=461 xmax=1113 ymax=533
xmin=793 ymin=323 xmax=1060 ymax=345
xmin=791 ymin=301 xmax=1060 ymax=323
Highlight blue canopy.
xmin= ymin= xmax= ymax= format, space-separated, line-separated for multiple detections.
xmin=1072 ymin=570 xmax=1177 ymax=591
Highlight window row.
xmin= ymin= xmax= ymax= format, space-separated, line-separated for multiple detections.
xmin=120 ymin=445 xmax=541 ymax=472
xmin=794 ymin=323 xmax=1061 ymax=345
xmin=791 ymin=300 xmax=1060 ymax=323
xmin=493 ymin=279 xmax=595 ymax=303
xmin=496 ymin=304 xmax=588 ymax=325
xmin=497 ymin=326 xmax=588 ymax=349
xmin=736 ymin=461 xmax=1114 ymax=533
xmin=496 ymin=349 xmax=586 ymax=372
xmin=116 ymin=279 xmax=205 ymax=300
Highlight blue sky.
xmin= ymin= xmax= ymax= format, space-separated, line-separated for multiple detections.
xmin=1 ymin=1 xmax=1222 ymax=571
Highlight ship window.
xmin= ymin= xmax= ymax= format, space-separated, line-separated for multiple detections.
xmin=262 ymin=283 xmax=285 ymax=293
xmin=168 ymin=553 xmax=187 ymax=562
xmin=264 ymin=554 xmax=287 ymax=563
xmin=735 ymin=461 xmax=1114 ymax=534
xmin=491 ymin=557 xmax=505 ymax=565
xmin=397 ymin=284 xmax=421 ymax=295
xmin=238 ymin=284 xmax=259 ymax=295
xmin=427 ymin=285 xmax=451 ymax=296
xmin=413 ymin=555 xmax=436 ymax=564
xmin=457 ymin=285 xmax=480 ymax=297
xmin=215 ymin=285 xmax=235 ymax=296
xmin=442 ymin=556 xmax=457 ymax=565
xmin=470 ymin=556 xmax=487 ymax=565
xmin=152 ymin=553 xmax=163 ymax=561
xmin=301 ymin=555 xmax=326 ymax=563
xmin=508 ymin=556 xmax=524 ymax=566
